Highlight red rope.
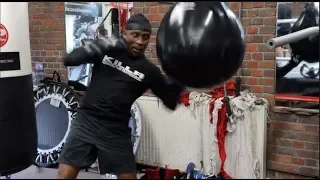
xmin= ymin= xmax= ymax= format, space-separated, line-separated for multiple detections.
xmin=209 ymin=82 xmax=235 ymax=179
xmin=179 ymin=92 xmax=191 ymax=106
xmin=209 ymin=81 xmax=236 ymax=123
xmin=179 ymin=81 xmax=236 ymax=179
xmin=120 ymin=9 xmax=127 ymax=34
xmin=213 ymin=101 xmax=232 ymax=179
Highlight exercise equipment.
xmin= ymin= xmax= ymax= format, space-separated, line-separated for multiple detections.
xmin=33 ymin=80 xmax=142 ymax=170
xmin=33 ymin=82 xmax=80 ymax=167
xmin=129 ymin=101 xmax=142 ymax=155
xmin=156 ymin=2 xmax=245 ymax=88
xmin=0 ymin=2 xmax=37 ymax=176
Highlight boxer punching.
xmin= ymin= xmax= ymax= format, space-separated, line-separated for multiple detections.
xmin=57 ymin=14 xmax=184 ymax=179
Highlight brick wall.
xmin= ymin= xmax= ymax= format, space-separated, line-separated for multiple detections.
xmin=28 ymin=2 xmax=319 ymax=178
xmin=28 ymin=2 xmax=68 ymax=81
xmin=228 ymin=2 xmax=277 ymax=105
xmin=267 ymin=111 xmax=319 ymax=177
xmin=131 ymin=2 xmax=171 ymax=69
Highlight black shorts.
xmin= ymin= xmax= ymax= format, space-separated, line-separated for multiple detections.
xmin=57 ymin=112 xmax=136 ymax=174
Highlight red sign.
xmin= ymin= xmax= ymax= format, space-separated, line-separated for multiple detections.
xmin=0 ymin=24 xmax=9 ymax=47
xmin=107 ymin=2 xmax=133 ymax=9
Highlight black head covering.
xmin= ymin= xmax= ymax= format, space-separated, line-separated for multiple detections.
xmin=125 ymin=14 xmax=152 ymax=33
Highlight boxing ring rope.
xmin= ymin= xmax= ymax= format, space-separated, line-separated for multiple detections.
xmin=277 ymin=19 xmax=298 ymax=24
xmin=278 ymin=2 xmax=294 ymax=4
xmin=276 ymin=57 xmax=294 ymax=61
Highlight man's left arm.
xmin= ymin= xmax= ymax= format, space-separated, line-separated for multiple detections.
xmin=149 ymin=67 xmax=185 ymax=110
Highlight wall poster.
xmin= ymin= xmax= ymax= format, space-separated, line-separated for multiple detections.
xmin=64 ymin=2 xmax=133 ymax=87
xmin=64 ymin=2 xmax=103 ymax=87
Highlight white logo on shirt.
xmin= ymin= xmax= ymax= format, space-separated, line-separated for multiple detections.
xmin=102 ymin=55 xmax=145 ymax=82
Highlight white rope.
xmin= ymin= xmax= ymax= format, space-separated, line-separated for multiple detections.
xmin=188 ymin=92 xmax=212 ymax=173
xmin=226 ymin=90 xmax=269 ymax=178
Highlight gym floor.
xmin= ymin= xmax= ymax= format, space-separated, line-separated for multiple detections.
xmin=6 ymin=165 xmax=102 ymax=179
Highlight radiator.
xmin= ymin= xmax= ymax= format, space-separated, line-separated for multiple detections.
xmin=135 ymin=93 xmax=268 ymax=179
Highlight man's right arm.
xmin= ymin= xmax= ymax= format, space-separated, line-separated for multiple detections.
xmin=64 ymin=36 xmax=127 ymax=67
xmin=149 ymin=66 xmax=185 ymax=110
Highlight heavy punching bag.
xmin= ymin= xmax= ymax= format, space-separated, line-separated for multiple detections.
xmin=0 ymin=2 xmax=38 ymax=176
xmin=289 ymin=2 xmax=319 ymax=63
xmin=156 ymin=2 xmax=245 ymax=88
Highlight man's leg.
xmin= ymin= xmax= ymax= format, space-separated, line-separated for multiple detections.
xmin=95 ymin=124 xmax=137 ymax=179
xmin=117 ymin=173 xmax=137 ymax=179
xmin=57 ymin=164 xmax=80 ymax=179
xmin=56 ymin=113 xmax=98 ymax=179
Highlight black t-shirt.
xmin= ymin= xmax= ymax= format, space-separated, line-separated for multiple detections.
xmin=78 ymin=52 xmax=183 ymax=123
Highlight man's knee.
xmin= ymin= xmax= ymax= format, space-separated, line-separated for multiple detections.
xmin=57 ymin=163 xmax=81 ymax=179
xmin=116 ymin=173 xmax=137 ymax=179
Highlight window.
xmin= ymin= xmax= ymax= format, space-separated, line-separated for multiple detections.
xmin=275 ymin=2 xmax=319 ymax=109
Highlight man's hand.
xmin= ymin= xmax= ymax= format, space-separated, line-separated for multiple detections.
xmin=151 ymin=74 xmax=186 ymax=111
xmin=64 ymin=36 xmax=127 ymax=67
xmin=84 ymin=36 xmax=127 ymax=57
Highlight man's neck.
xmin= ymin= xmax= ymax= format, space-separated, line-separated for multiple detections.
xmin=125 ymin=51 xmax=144 ymax=60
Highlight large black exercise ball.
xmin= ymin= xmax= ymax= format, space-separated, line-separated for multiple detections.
xmin=289 ymin=2 xmax=319 ymax=63
xmin=156 ymin=2 xmax=245 ymax=88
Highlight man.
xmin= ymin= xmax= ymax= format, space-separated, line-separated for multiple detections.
xmin=57 ymin=14 xmax=185 ymax=179
xmin=98 ymin=27 xmax=109 ymax=37
xmin=75 ymin=16 xmax=96 ymax=40
xmin=73 ymin=16 xmax=97 ymax=49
